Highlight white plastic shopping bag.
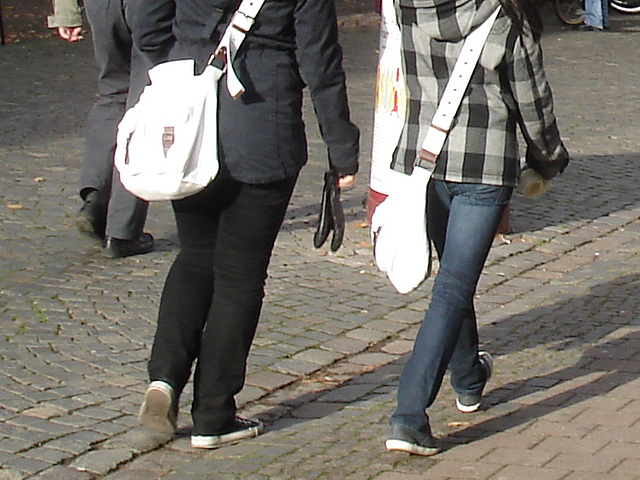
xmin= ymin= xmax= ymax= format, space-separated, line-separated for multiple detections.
xmin=371 ymin=167 xmax=432 ymax=294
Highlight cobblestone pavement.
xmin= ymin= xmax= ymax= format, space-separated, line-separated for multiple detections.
xmin=1 ymin=8 xmax=640 ymax=480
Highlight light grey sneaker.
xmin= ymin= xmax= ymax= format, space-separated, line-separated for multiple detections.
xmin=138 ymin=380 xmax=177 ymax=434
xmin=191 ymin=417 xmax=263 ymax=449
xmin=455 ymin=351 xmax=493 ymax=413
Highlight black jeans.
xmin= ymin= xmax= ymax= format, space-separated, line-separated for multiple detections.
xmin=148 ymin=169 xmax=297 ymax=435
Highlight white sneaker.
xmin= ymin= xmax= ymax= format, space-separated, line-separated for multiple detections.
xmin=191 ymin=417 xmax=263 ymax=449
xmin=138 ymin=380 xmax=177 ymax=434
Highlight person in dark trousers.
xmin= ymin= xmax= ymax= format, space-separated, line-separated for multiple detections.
xmin=385 ymin=0 xmax=570 ymax=456
xmin=133 ymin=0 xmax=359 ymax=449
xmin=48 ymin=0 xmax=155 ymax=258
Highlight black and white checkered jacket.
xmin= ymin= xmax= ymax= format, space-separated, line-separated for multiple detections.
xmin=391 ymin=0 xmax=569 ymax=187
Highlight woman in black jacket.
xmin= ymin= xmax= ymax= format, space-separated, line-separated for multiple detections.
xmin=134 ymin=0 xmax=359 ymax=449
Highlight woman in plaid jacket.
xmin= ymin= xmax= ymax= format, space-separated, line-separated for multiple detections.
xmin=386 ymin=0 xmax=570 ymax=456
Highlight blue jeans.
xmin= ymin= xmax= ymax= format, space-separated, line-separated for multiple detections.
xmin=391 ymin=180 xmax=513 ymax=431
xmin=584 ymin=0 xmax=609 ymax=29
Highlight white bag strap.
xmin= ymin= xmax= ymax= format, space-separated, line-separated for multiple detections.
xmin=419 ymin=7 xmax=501 ymax=163
xmin=209 ymin=0 xmax=268 ymax=98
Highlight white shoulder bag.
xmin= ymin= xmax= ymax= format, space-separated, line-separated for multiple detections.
xmin=115 ymin=0 xmax=266 ymax=201
xmin=371 ymin=7 xmax=501 ymax=294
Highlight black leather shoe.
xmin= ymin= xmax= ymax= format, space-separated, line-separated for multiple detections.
xmin=76 ymin=190 xmax=107 ymax=239
xmin=104 ymin=233 xmax=154 ymax=258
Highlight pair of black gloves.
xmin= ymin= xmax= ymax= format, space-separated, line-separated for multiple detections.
xmin=313 ymin=170 xmax=344 ymax=252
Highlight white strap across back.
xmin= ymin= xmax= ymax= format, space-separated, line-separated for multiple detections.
xmin=419 ymin=7 xmax=501 ymax=163
xmin=210 ymin=0 xmax=268 ymax=99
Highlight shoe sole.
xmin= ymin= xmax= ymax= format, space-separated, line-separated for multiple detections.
xmin=104 ymin=243 xmax=154 ymax=259
xmin=104 ymin=234 xmax=155 ymax=259
xmin=455 ymin=398 xmax=481 ymax=413
xmin=385 ymin=439 xmax=440 ymax=456
xmin=191 ymin=422 xmax=263 ymax=449
xmin=138 ymin=384 xmax=176 ymax=435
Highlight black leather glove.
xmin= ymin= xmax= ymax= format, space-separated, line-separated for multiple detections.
xmin=313 ymin=170 xmax=345 ymax=252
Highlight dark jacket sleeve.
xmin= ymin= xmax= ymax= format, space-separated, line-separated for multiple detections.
xmin=132 ymin=0 xmax=176 ymax=65
xmin=509 ymin=29 xmax=569 ymax=180
xmin=294 ymin=0 xmax=360 ymax=176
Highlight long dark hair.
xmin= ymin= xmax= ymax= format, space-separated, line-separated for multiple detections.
xmin=499 ymin=0 xmax=544 ymax=41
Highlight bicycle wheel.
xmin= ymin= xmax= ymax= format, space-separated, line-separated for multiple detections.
xmin=554 ymin=0 xmax=586 ymax=25
xmin=610 ymin=0 xmax=640 ymax=13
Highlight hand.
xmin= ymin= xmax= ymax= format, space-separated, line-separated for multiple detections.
xmin=337 ymin=174 xmax=356 ymax=189
xmin=520 ymin=169 xmax=551 ymax=198
xmin=58 ymin=27 xmax=84 ymax=42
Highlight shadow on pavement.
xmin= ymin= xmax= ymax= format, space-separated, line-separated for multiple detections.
xmin=229 ymin=272 xmax=640 ymax=447
xmin=510 ymin=153 xmax=640 ymax=235
xmin=443 ymin=274 xmax=640 ymax=449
